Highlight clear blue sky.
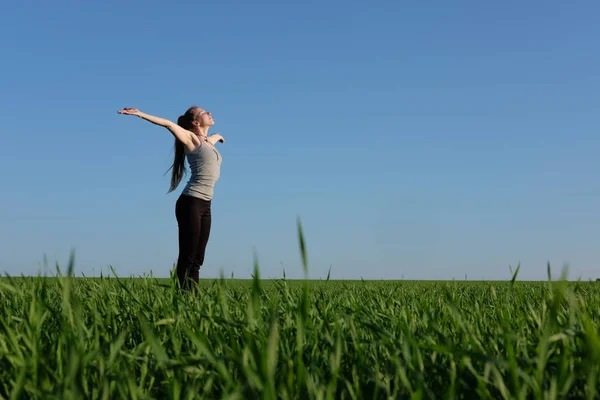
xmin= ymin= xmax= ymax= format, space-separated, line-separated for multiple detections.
xmin=1 ymin=1 xmax=599 ymax=281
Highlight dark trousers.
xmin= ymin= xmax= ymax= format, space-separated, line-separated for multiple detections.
xmin=175 ymin=194 xmax=212 ymax=291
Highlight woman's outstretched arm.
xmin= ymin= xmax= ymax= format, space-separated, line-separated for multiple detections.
xmin=207 ymin=133 xmax=225 ymax=145
xmin=117 ymin=107 xmax=199 ymax=151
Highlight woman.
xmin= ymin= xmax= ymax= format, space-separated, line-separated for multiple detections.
xmin=117 ymin=106 xmax=225 ymax=292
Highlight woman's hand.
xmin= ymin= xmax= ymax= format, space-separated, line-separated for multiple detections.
xmin=117 ymin=107 xmax=142 ymax=117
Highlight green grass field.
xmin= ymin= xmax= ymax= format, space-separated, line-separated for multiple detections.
xmin=1 ymin=273 xmax=599 ymax=399
xmin=1 ymin=224 xmax=599 ymax=399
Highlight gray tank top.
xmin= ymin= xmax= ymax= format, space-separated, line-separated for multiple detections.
xmin=181 ymin=140 xmax=222 ymax=201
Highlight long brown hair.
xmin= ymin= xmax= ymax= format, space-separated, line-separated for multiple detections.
xmin=167 ymin=106 xmax=203 ymax=193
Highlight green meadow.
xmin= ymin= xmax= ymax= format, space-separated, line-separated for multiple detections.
xmin=1 ymin=225 xmax=599 ymax=399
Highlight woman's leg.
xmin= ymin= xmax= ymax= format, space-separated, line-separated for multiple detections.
xmin=175 ymin=195 xmax=212 ymax=291
xmin=190 ymin=202 xmax=212 ymax=283
xmin=175 ymin=195 xmax=202 ymax=290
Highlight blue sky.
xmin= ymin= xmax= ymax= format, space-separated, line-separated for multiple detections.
xmin=1 ymin=1 xmax=599 ymax=281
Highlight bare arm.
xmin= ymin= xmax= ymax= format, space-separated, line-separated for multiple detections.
xmin=207 ymin=133 xmax=225 ymax=145
xmin=117 ymin=107 xmax=199 ymax=151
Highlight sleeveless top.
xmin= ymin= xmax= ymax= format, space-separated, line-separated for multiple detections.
xmin=181 ymin=140 xmax=222 ymax=201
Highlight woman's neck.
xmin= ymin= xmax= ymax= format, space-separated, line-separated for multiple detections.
xmin=196 ymin=126 xmax=209 ymax=139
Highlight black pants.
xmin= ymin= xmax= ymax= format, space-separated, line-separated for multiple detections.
xmin=175 ymin=194 xmax=212 ymax=291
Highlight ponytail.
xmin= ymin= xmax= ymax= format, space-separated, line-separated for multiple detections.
xmin=166 ymin=106 xmax=202 ymax=193
xmin=166 ymin=115 xmax=191 ymax=193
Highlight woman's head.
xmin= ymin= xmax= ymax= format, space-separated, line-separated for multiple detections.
xmin=176 ymin=106 xmax=214 ymax=134
xmin=167 ymin=105 xmax=214 ymax=193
